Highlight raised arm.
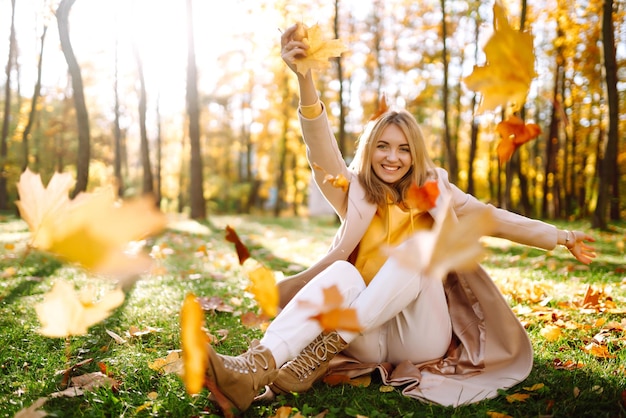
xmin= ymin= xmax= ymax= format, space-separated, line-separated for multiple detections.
xmin=280 ymin=24 xmax=318 ymax=107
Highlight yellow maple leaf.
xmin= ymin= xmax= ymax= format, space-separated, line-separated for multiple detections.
xmin=15 ymin=169 xmax=167 ymax=277
xmin=180 ymin=293 xmax=209 ymax=395
xmin=463 ymin=1 xmax=536 ymax=113
xmin=246 ymin=263 xmax=279 ymax=318
xmin=35 ymin=280 xmax=125 ymax=338
xmin=540 ymin=324 xmax=563 ymax=342
xmin=294 ymin=23 xmax=347 ymax=76
xmin=495 ymin=115 xmax=542 ymax=163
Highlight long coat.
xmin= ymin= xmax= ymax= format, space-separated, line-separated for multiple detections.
xmin=277 ymin=105 xmax=558 ymax=406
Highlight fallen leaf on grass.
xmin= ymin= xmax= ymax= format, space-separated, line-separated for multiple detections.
xmin=582 ymin=342 xmax=615 ymax=359
xmin=35 ymin=280 xmax=124 ymax=338
xmin=14 ymin=397 xmax=48 ymax=418
xmin=149 ymin=350 xmax=183 ymax=375
xmin=180 ymin=293 xmax=209 ymax=395
xmin=197 ymin=296 xmax=235 ymax=314
xmin=486 ymin=412 xmax=512 ymax=418
xmin=293 ymin=23 xmax=347 ymax=76
xmin=50 ymin=372 xmax=118 ymax=398
xmin=506 ymin=392 xmax=530 ymax=403
xmin=540 ymin=324 xmax=563 ymax=342
xmin=299 ymin=285 xmax=362 ymax=332
xmin=323 ymin=373 xmax=371 ymax=388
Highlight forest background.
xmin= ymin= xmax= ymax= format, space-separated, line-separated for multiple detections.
xmin=0 ymin=0 xmax=624 ymax=227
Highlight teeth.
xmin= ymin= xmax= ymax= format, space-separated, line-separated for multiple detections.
xmin=383 ymin=165 xmax=399 ymax=171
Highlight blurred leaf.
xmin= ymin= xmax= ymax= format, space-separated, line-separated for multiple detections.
xmin=14 ymin=397 xmax=48 ymax=418
xmin=180 ymin=293 xmax=209 ymax=395
xmin=225 ymin=225 xmax=250 ymax=265
xmin=463 ymin=1 xmax=536 ymax=113
xmin=246 ymin=263 xmax=279 ymax=318
xmin=404 ymin=181 xmax=439 ymax=211
xmin=299 ymin=285 xmax=362 ymax=332
xmin=495 ymin=115 xmax=541 ymax=163
xmin=35 ymin=280 xmax=124 ymax=338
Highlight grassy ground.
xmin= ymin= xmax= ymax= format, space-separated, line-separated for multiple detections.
xmin=0 ymin=213 xmax=624 ymax=418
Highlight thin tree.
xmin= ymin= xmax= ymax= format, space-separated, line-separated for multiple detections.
xmin=593 ymin=0 xmax=620 ymax=228
xmin=185 ymin=0 xmax=206 ymax=219
xmin=113 ymin=34 xmax=124 ymax=197
xmin=0 ymin=0 xmax=16 ymax=209
xmin=333 ymin=0 xmax=347 ymax=156
xmin=21 ymin=26 xmax=48 ymax=172
xmin=56 ymin=0 xmax=90 ymax=197
xmin=439 ymin=0 xmax=458 ymax=184
xmin=133 ymin=43 xmax=154 ymax=195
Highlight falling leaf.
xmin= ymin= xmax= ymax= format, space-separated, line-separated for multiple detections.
xmin=506 ymin=392 xmax=530 ymax=403
xmin=463 ymin=1 xmax=536 ymax=113
xmin=15 ymin=169 xmax=167 ymax=278
xmin=35 ymin=280 xmax=124 ymax=338
xmin=294 ymin=23 xmax=348 ymax=76
xmin=540 ymin=325 xmax=563 ymax=342
xmin=388 ymin=196 xmax=494 ymax=280
xmin=225 ymin=225 xmax=250 ymax=265
xmin=495 ymin=115 xmax=541 ymax=163
xmin=14 ymin=397 xmax=48 ymax=418
xmin=299 ymin=285 xmax=362 ymax=332
xmin=180 ymin=293 xmax=209 ymax=395
xmin=312 ymin=163 xmax=350 ymax=192
xmin=240 ymin=311 xmax=272 ymax=330
xmin=369 ymin=93 xmax=389 ymax=121
xmin=404 ymin=181 xmax=439 ymax=211
xmin=246 ymin=264 xmax=279 ymax=318
xmin=149 ymin=350 xmax=183 ymax=375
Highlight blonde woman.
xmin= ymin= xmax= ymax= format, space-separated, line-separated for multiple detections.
xmin=203 ymin=23 xmax=596 ymax=414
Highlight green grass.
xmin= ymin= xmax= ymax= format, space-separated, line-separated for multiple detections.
xmin=0 ymin=214 xmax=624 ymax=417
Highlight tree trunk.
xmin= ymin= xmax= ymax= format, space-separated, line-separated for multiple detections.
xmin=185 ymin=0 xmax=206 ymax=219
xmin=0 ymin=0 xmax=16 ymax=209
xmin=334 ymin=0 xmax=347 ymax=156
xmin=21 ymin=25 xmax=48 ymax=172
xmin=439 ymin=0 xmax=457 ymax=184
xmin=57 ymin=0 xmax=90 ymax=198
xmin=134 ymin=43 xmax=154 ymax=195
xmin=155 ymin=95 xmax=162 ymax=207
xmin=593 ymin=0 xmax=620 ymax=227
xmin=113 ymin=36 xmax=124 ymax=197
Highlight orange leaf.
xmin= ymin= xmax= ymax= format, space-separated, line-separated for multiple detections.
xmin=463 ymin=2 xmax=536 ymax=113
xmin=313 ymin=162 xmax=350 ymax=192
xmin=404 ymin=181 xmax=439 ymax=211
xmin=225 ymin=225 xmax=250 ymax=265
xmin=369 ymin=93 xmax=389 ymax=121
xmin=299 ymin=284 xmax=362 ymax=333
xmin=495 ymin=115 xmax=541 ymax=163
xmin=294 ymin=24 xmax=347 ymax=76
xmin=180 ymin=293 xmax=209 ymax=395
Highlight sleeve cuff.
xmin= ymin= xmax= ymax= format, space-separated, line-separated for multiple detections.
xmin=300 ymin=101 xmax=323 ymax=119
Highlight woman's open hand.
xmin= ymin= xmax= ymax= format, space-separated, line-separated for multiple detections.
xmin=566 ymin=230 xmax=596 ymax=265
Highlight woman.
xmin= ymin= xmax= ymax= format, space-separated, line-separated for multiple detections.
xmin=204 ymin=24 xmax=596 ymax=414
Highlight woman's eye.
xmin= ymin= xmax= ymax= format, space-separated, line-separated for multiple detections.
xmin=376 ymin=144 xmax=387 ymax=149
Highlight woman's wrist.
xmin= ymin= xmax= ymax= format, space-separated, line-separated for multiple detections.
xmin=562 ymin=229 xmax=572 ymax=249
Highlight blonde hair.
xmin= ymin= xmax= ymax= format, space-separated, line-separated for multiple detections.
xmin=350 ymin=109 xmax=437 ymax=207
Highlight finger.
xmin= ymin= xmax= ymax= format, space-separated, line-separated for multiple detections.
xmin=281 ymin=24 xmax=297 ymax=47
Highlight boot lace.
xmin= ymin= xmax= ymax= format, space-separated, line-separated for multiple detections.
xmin=222 ymin=343 xmax=271 ymax=374
xmin=285 ymin=332 xmax=344 ymax=380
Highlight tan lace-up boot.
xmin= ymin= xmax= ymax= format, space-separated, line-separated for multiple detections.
xmin=205 ymin=340 xmax=278 ymax=412
xmin=269 ymin=331 xmax=347 ymax=395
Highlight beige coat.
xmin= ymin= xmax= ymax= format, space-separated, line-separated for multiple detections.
xmin=277 ymin=106 xmax=558 ymax=406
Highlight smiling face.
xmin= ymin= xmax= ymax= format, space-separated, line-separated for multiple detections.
xmin=370 ymin=124 xmax=412 ymax=184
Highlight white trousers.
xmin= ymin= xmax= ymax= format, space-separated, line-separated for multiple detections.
xmin=261 ymin=257 xmax=452 ymax=367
